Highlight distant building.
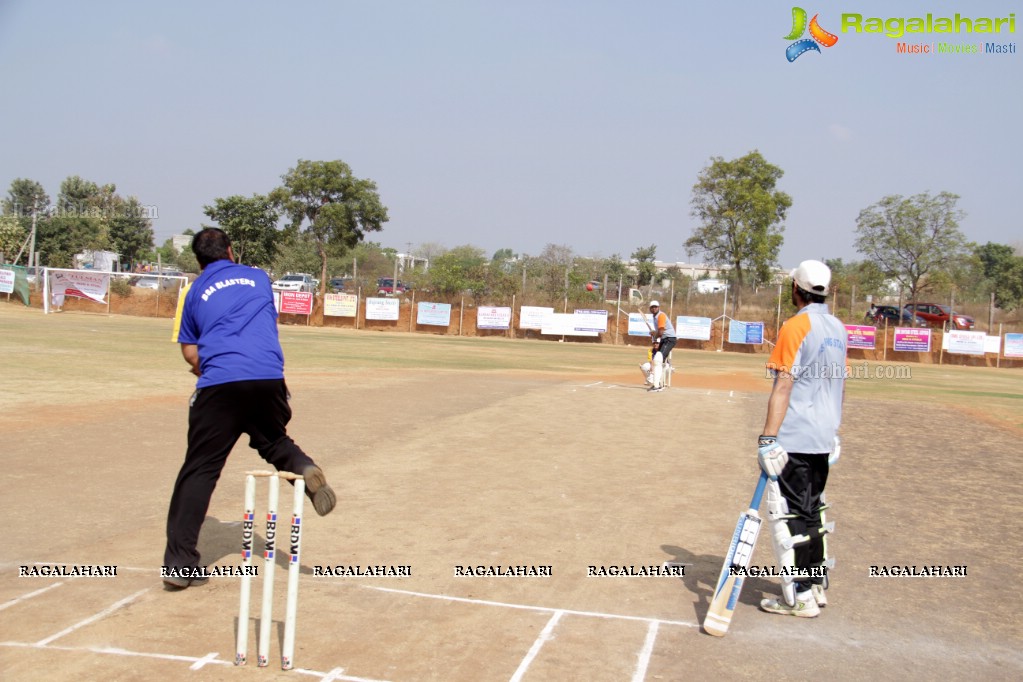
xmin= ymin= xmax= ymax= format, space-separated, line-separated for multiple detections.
xmin=172 ymin=234 xmax=193 ymax=253
xmin=74 ymin=250 xmax=120 ymax=271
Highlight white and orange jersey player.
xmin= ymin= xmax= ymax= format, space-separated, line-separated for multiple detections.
xmin=643 ymin=300 xmax=676 ymax=392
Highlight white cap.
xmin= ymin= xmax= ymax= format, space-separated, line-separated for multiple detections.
xmin=790 ymin=260 xmax=831 ymax=296
xmin=649 ymin=300 xmax=660 ymax=307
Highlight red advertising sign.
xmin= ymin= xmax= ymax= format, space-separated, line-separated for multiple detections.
xmin=280 ymin=291 xmax=313 ymax=315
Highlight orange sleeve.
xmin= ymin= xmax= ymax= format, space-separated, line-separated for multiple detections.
xmin=767 ymin=314 xmax=812 ymax=373
xmin=656 ymin=312 xmax=667 ymax=332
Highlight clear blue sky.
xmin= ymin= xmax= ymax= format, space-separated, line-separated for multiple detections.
xmin=1 ymin=1 xmax=1019 ymax=268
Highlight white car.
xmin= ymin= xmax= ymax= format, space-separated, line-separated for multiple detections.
xmin=272 ymin=273 xmax=316 ymax=293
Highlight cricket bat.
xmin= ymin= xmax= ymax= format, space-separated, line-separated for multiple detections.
xmin=635 ymin=306 xmax=654 ymax=332
xmin=703 ymin=471 xmax=769 ymax=637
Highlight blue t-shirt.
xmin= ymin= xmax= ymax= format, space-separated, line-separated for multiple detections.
xmin=176 ymin=260 xmax=285 ymax=388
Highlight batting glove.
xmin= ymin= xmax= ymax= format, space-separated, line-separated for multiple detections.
xmin=828 ymin=435 xmax=841 ymax=467
xmin=757 ymin=435 xmax=788 ymax=480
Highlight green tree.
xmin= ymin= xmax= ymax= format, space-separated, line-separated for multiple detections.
xmin=631 ymin=245 xmax=658 ymax=286
xmin=35 ymin=214 xmax=104 ymax=267
xmin=601 ymin=254 xmax=630 ymax=291
xmin=3 ymin=178 xmax=49 ymax=220
xmin=421 ymin=245 xmax=487 ymax=300
xmin=854 ymin=191 xmax=969 ymax=302
xmin=272 ymin=159 xmax=389 ymax=294
xmin=530 ymin=244 xmax=575 ymax=306
xmin=0 ymin=215 xmax=26 ymax=261
xmin=685 ymin=151 xmax=791 ymax=314
xmin=975 ymin=242 xmax=1023 ymax=311
xmin=491 ymin=247 xmax=518 ymax=274
xmin=109 ymin=197 xmax=155 ymax=266
xmin=271 ymin=231 xmax=322 ymax=281
xmin=203 ymin=194 xmax=283 ymax=268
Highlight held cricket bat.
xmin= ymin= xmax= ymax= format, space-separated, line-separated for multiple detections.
xmin=703 ymin=471 xmax=769 ymax=637
xmin=636 ymin=306 xmax=656 ymax=339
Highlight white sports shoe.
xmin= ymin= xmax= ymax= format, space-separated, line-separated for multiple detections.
xmin=760 ymin=591 xmax=820 ymax=618
xmin=811 ymin=584 xmax=827 ymax=607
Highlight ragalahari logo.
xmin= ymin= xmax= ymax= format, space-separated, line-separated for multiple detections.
xmin=784 ymin=7 xmax=839 ymax=61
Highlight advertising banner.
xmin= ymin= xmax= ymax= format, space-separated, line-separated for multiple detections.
xmin=417 ymin=302 xmax=452 ymax=326
xmin=477 ymin=306 xmax=512 ymax=330
xmin=323 ymin=293 xmax=358 ymax=318
xmin=676 ymin=316 xmax=712 ymax=341
xmin=894 ymin=328 xmax=932 ymax=352
xmin=845 ymin=325 xmax=877 ymax=350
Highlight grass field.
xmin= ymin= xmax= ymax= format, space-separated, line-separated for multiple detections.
xmin=1 ymin=305 xmax=1021 ymax=681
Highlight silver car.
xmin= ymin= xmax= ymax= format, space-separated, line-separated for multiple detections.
xmin=272 ymin=273 xmax=316 ymax=293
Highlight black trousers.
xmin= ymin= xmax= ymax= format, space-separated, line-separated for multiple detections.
xmin=778 ymin=452 xmax=830 ymax=591
xmin=655 ymin=337 xmax=677 ymax=362
xmin=163 ymin=379 xmax=315 ymax=571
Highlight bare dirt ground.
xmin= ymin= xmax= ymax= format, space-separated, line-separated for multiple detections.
xmin=1 ymin=307 xmax=1021 ymax=681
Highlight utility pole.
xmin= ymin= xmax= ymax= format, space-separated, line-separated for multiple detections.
xmin=28 ymin=193 xmax=40 ymax=271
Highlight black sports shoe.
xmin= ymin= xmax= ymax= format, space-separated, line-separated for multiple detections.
xmin=302 ymin=465 xmax=337 ymax=516
xmin=162 ymin=572 xmax=210 ymax=591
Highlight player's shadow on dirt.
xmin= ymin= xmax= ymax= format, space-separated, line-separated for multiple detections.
xmin=661 ymin=544 xmax=776 ymax=625
xmin=198 ymin=515 xmax=317 ymax=574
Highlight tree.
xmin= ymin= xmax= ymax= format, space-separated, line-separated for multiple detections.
xmin=271 ymin=159 xmax=389 ymax=295
xmin=203 ymin=194 xmax=283 ymax=269
xmin=602 ymin=254 xmax=630 ymax=288
xmin=3 ymin=178 xmax=49 ymax=220
xmin=975 ymin=242 xmax=1023 ymax=311
xmin=685 ymin=151 xmax=791 ymax=314
xmin=34 ymin=214 xmax=104 ymax=267
xmin=0 ymin=215 xmax=26 ymax=260
xmin=421 ymin=245 xmax=487 ymax=300
xmin=529 ymin=244 xmax=575 ymax=306
xmin=491 ymin=248 xmax=518 ymax=273
xmin=271 ymin=231 xmax=323 ymax=281
xmin=631 ymin=245 xmax=658 ymax=286
xmin=109 ymin=197 xmax=155 ymax=266
xmin=854 ymin=191 xmax=969 ymax=302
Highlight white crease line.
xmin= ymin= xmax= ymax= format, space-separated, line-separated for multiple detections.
xmin=632 ymin=620 xmax=659 ymax=682
xmin=294 ymin=667 xmax=392 ymax=682
xmin=363 ymin=585 xmax=698 ymax=628
xmin=509 ymin=610 xmax=563 ymax=682
xmin=1 ymin=641 xmax=391 ymax=681
xmin=0 ymin=581 xmax=65 ymax=611
xmin=1 ymin=642 xmax=232 ymax=666
xmin=35 ymin=589 xmax=149 ymax=646
xmin=189 ymin=651 xmax=221 ymax=670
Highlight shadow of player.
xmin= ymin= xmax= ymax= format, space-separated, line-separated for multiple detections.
xmin=198 ymin=515 xmax=317 ymax=575
xmin=661 ymin=543 xmax=776 ymax=624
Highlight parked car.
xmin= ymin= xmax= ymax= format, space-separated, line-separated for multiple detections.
xmin=865 ymin=305 xmax=927 ymax=328
xmin=903 ymin=302 xmax=975 ymax=330
xmin=376 ymin=277 xmax=408 ymax=295
xmin=696 ymin=279 xmax=728 ymax=294
xmin=329 ymin=277 xmax=353 ymax=293
xmin=273 ymin=273 xmax=317 ymax=293
xmin=133 ymin=271 xmax=184 ymax=290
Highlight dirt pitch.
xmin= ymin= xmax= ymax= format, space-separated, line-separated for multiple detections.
xmin=1 ymin=305 xmax=1021 ymax=681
